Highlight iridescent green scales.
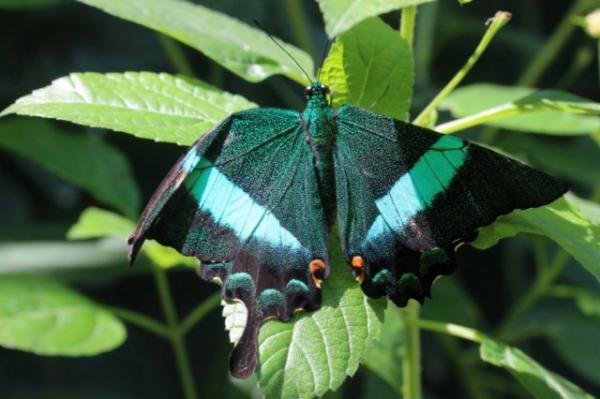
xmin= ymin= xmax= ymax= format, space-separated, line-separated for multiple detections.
xmin=129 ymin=81 xmax=567 ymax=378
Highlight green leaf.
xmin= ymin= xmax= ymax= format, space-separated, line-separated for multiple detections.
xmin=257 ymin=232 xmax=385 ymax=398
xmin=473 ymin=197 xmax=600 ymax=282
xmin=316 ymin=0 xmax=434 ymax=38
xmin=320 ymin=18 xmax=414 ymax=121
xmin=2 ymin=72 xmax=256 ymax=146
xmin=566 ymin=194 xmax=600 ymax=225
xmin=440 ymin=84 xmax=600 ymax=135
xmin=457 ymin=0 xmax=473 ymax=4
xmin=0 ymin=275 xmax=126 ymax=356
xmin=362 ymin=305 xmax=403 ymax=396
xmin=75 ymin=0 xmax=313 ymax=84
xmin=68 ymin=207 xmax=198 ymax=269
xmin=0 ymin=118 xmax=140 ymax=217
xmin=480 ymin=338 xmax=594 ymax=399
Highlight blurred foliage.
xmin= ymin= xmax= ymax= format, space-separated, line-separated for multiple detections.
xmin=1 ymin=1 xmax=600 ymax=399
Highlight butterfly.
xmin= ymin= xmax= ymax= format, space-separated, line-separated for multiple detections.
xmin=128 ymin=81 xmax=566 ymax=378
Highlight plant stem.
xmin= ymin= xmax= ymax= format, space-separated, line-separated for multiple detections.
xmin=157 ymin=34 xmax=195 ymax=76
xmin=400 ymin=6 xmax=418 ymax=48
xmin=413 ymin=318 xmax=485 ymax=344
xmin=282 ymin=0 xmax=315 ymax=56
xmin=178 ymin=292 xmax=221 ymax=336
xmin=107 ymin=306 xmax=171 ymax=339
xmin=413 ymin=11 xmax=512 ymax=127
xmin=153 ymin=268 xmax=198 ymax=399
xmin=517 ymin=0 xmax=592 ymax=86
xmin=435 ymin=104 xmax=516 ymax=134
xmin=402 ymin=300 xmax=422 ymax=399
xmin=495 ymin=250 xmax=570 ymax=340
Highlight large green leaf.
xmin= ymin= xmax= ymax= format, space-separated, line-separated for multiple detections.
xmin=316 ymin=0 xmax=434 ymax=38
xmin=0 ymin=275 xmax=126 ymax=356
xmin=320 ymin=18 xmax=414 ymax=121
xmin=1 ymin=72 xmax=256 ymax=146
xmin=0 ymin=118 xmax=140 ymax=217
xmin=480 ymin=338 xmax=594 ymax=399
xmin=440 ymin=84 xmax=600 ymax=135
xmin=68 ymin=207 xmax=198 ymax=269
xmin=473 ymin=197 xmax=600 ymax=282
xmin=257 ymin=232 xmax=385 ymax=398
xmin=75 ymin=0 xmax=313 ymax=84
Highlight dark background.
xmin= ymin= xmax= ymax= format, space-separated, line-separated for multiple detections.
xmin=1 ymin=1 xmax=599 ymax=398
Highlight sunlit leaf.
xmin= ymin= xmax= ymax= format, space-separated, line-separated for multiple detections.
xmin=316 ymin=0 xmax=434 ymax=38
xmin=257 ymin=232 xmax=385 ymax=398
xmin=0 ymin=275 xmax=126 ymax=356
xmin=1 ymin=72 xmax=256 ymax=146
xmin=75 ymin=0 xmax=313 ymax=84
xmin=480 ymin=338 xmax=594 ymax=399
xmin=440 ymin=84 xmax=600 ymax=135
xmin=473 ymin=197 xmax=600 ymax=282
xmin=320 ymin=18 xmax=414 ymax=120
xmin=0 ymin=119 xmax=140 ymax=217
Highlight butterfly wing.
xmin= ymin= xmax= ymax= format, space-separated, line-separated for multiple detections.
xmin=129 ymin=108 xmax=329 ymax=378
xmin=334 ymin=105 xmax=567 ymax=306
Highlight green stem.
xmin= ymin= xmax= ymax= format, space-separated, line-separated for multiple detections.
xmin=517 ymin=0 xmax=592 ymax=86
xmin=107 ymin=306 xmax=171 ymax=339
xmin=157 ymin=34 xmax=195 ymax=76
xmin=153 ymin=268 xmax=198 ymax=399
xmin=402 ymin=301 xmax=422 ymax=399
xmin=178 ymin=292 xmax=221 ymax=336
xmin=154 ymin=267 xmax=179 ymax=326
xmin=413 ymin=318 xmax=485 ymax=344
xmin=400 ymin=6 xmax=418 ymax=48
xmin=282 ymin=0 xmax=315 ymax=56
xmin=435 ymin=104 xmax=517 ymax=134
xmin=495 ymin=250 xmax=570 ymax=340
xmin=413 ymin=11 xmax=512 ymax=127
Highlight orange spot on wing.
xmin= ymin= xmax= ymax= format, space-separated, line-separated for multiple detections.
xmin=351 ymin=255 xmax=365 ymax=284
xmin=309 ymin=259 xmax=326 ymax=288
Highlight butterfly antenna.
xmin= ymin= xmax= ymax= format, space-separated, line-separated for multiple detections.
xmin=253 ymin=19 xmax=313 ymax=84
xmin=316 ymin=38 xmax=333 ymax=83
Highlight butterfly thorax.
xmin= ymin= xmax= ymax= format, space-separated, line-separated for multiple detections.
xmin=302 ymin=82 xmax=336 ymax=222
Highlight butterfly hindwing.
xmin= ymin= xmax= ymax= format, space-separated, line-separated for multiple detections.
xmin=128 ymin=108 xmax=329 ymax=378
xmin=334 ymin=105 xmax=567 ymax=306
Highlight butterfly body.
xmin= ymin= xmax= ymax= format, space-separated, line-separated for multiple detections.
xmin=129 ymin=82 xmax=566 ymax=378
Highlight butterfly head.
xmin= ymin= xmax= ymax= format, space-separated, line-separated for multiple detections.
xmin=305 ymin=82 xmax=330 ymax=100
